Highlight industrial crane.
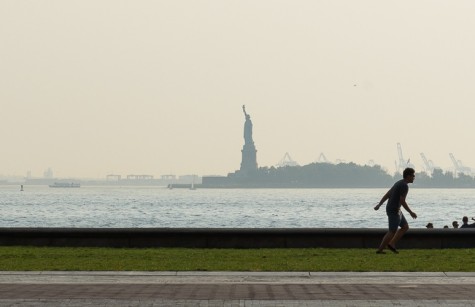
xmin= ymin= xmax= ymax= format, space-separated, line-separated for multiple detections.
xmin=317 ymin=152 xmax=330 ymax=163
xmin=449 ymin=153 xmax=471 ymax=177
xmin=420 ymin=153 xmax=440 ymax=175
xmin=395 ymin=143 xmax=414 ymax=173
xmin=276 ymin=152 xmax=299 ymax=167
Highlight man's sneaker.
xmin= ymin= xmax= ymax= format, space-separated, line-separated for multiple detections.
xmin=387 ymin=244 xmax=399 ymax=254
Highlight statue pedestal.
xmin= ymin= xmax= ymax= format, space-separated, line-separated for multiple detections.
xmin=240 ymin=142 xmax=258 ymax=174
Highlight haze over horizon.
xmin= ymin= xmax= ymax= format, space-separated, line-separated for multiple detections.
xmin=2 ymin=1 xmax=475 ymax=179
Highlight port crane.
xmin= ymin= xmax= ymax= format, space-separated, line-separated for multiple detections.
xmin=317 ymin=152 xmax=330 ymax=163
xmin=420 ymin=153 xmax=440 ymax=175
xmin=276 ymin=152 xmax=299 ymax=167
xmin=449 ymin=153 xmax=471 ymax=177
xmin=395 ymin=143 xmax=414 ymax=173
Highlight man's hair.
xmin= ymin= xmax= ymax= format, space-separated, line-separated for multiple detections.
xmin=403 ymin=167 xmax=415 ymax=179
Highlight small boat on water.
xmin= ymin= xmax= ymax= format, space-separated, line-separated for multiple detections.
xmin=49 ymin=182 xmax=81 ymax=188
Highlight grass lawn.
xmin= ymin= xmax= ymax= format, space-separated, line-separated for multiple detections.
xmin=1 ymin=247 xmax=474 ymax=271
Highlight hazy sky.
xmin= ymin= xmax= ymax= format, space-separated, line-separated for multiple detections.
xmin=2 ymin=1 xmax=475 ymax=179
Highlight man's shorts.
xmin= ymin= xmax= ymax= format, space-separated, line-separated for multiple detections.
xmin=387 ymin=210 xmax=408 ymax=231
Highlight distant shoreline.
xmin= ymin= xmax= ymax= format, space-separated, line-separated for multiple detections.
xmin=3 ymin=161 xmax=475 ymax=188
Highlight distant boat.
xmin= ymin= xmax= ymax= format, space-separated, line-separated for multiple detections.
xmin=49 ymin=182 xmax=81 ymax=188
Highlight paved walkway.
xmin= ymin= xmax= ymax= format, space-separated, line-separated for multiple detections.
xmin=1 ymin=271 xmax=475 ymax=306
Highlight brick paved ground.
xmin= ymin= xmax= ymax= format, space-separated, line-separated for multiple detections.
xmin=1 ymin=283 xmax=475 ymax=300
xmin=1 ymin=272 xmax=475 ymax=306
xmin=0 ymin=299 xmax=475 ymax=307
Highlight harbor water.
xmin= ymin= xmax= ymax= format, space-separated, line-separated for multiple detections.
xmin=0 ymin=185 xmax=474 ymax=229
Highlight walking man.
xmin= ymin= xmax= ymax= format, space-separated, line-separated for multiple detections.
xmin=374 ymin=167 xmax=417 ymax=254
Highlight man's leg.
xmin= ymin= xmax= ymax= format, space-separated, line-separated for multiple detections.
xmin=389 ymin=223 xmax=409 ymax=247
xmin=377 ymin=213 xmax=400 ymax=253
xmin=377 ymin=230 xmax=396 ymax=252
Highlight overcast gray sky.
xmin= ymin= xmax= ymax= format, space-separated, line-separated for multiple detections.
xmin=2 ymin=1 xmax=475 ymax=179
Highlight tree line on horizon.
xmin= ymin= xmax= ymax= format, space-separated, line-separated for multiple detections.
xmin=243 ymin=162 xmax=475 ymax=188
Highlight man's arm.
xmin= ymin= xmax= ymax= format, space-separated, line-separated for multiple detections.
xmin=374 ymin=189 xmax=391 ymax=210
xmin=399 ymin=195 xmax=417 ymax=219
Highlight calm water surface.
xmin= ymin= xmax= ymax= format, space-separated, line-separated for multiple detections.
xmin=0 ymin=185 xmax=474 ymax=228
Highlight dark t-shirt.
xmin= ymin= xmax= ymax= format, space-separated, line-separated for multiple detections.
xmin=461 ymin=223 xmax=475 ymax=228
xmin=386 ymin=179 xmax=409 ymax=214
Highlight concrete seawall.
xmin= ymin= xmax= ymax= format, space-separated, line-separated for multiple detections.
xmin=0 ymin=228 xmax=474 ymax=248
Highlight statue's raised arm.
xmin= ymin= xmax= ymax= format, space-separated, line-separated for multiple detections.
xmin=242 ymin=105 xmax=248 ymax=117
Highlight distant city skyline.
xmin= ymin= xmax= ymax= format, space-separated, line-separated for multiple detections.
xmin=2 ymin=1 xmax=475 ymax=178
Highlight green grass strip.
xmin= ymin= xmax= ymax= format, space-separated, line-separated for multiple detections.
xmin=0 ymin=247 xmax=474 ymax=271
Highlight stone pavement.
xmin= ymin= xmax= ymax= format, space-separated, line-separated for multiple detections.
xmin=0 ymin=271 xmax=475 ymax=306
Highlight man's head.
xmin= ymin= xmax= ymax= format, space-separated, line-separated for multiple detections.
xmin=463 ymin=216 xmax=468 ymax=223
xmin=452 ymin=221 xmax=459 ymax=228
xmin=403 ymin=168 xmax=415 ymax=183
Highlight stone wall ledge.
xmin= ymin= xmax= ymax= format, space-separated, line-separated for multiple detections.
xmin=1 ymin=228 xmax=474 ymax=248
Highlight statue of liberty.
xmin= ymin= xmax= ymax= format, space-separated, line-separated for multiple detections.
xmin=242 ymin=105 xmax=253 ymax=145
xmin=240 ymin=105 xmax=257 ymax=173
